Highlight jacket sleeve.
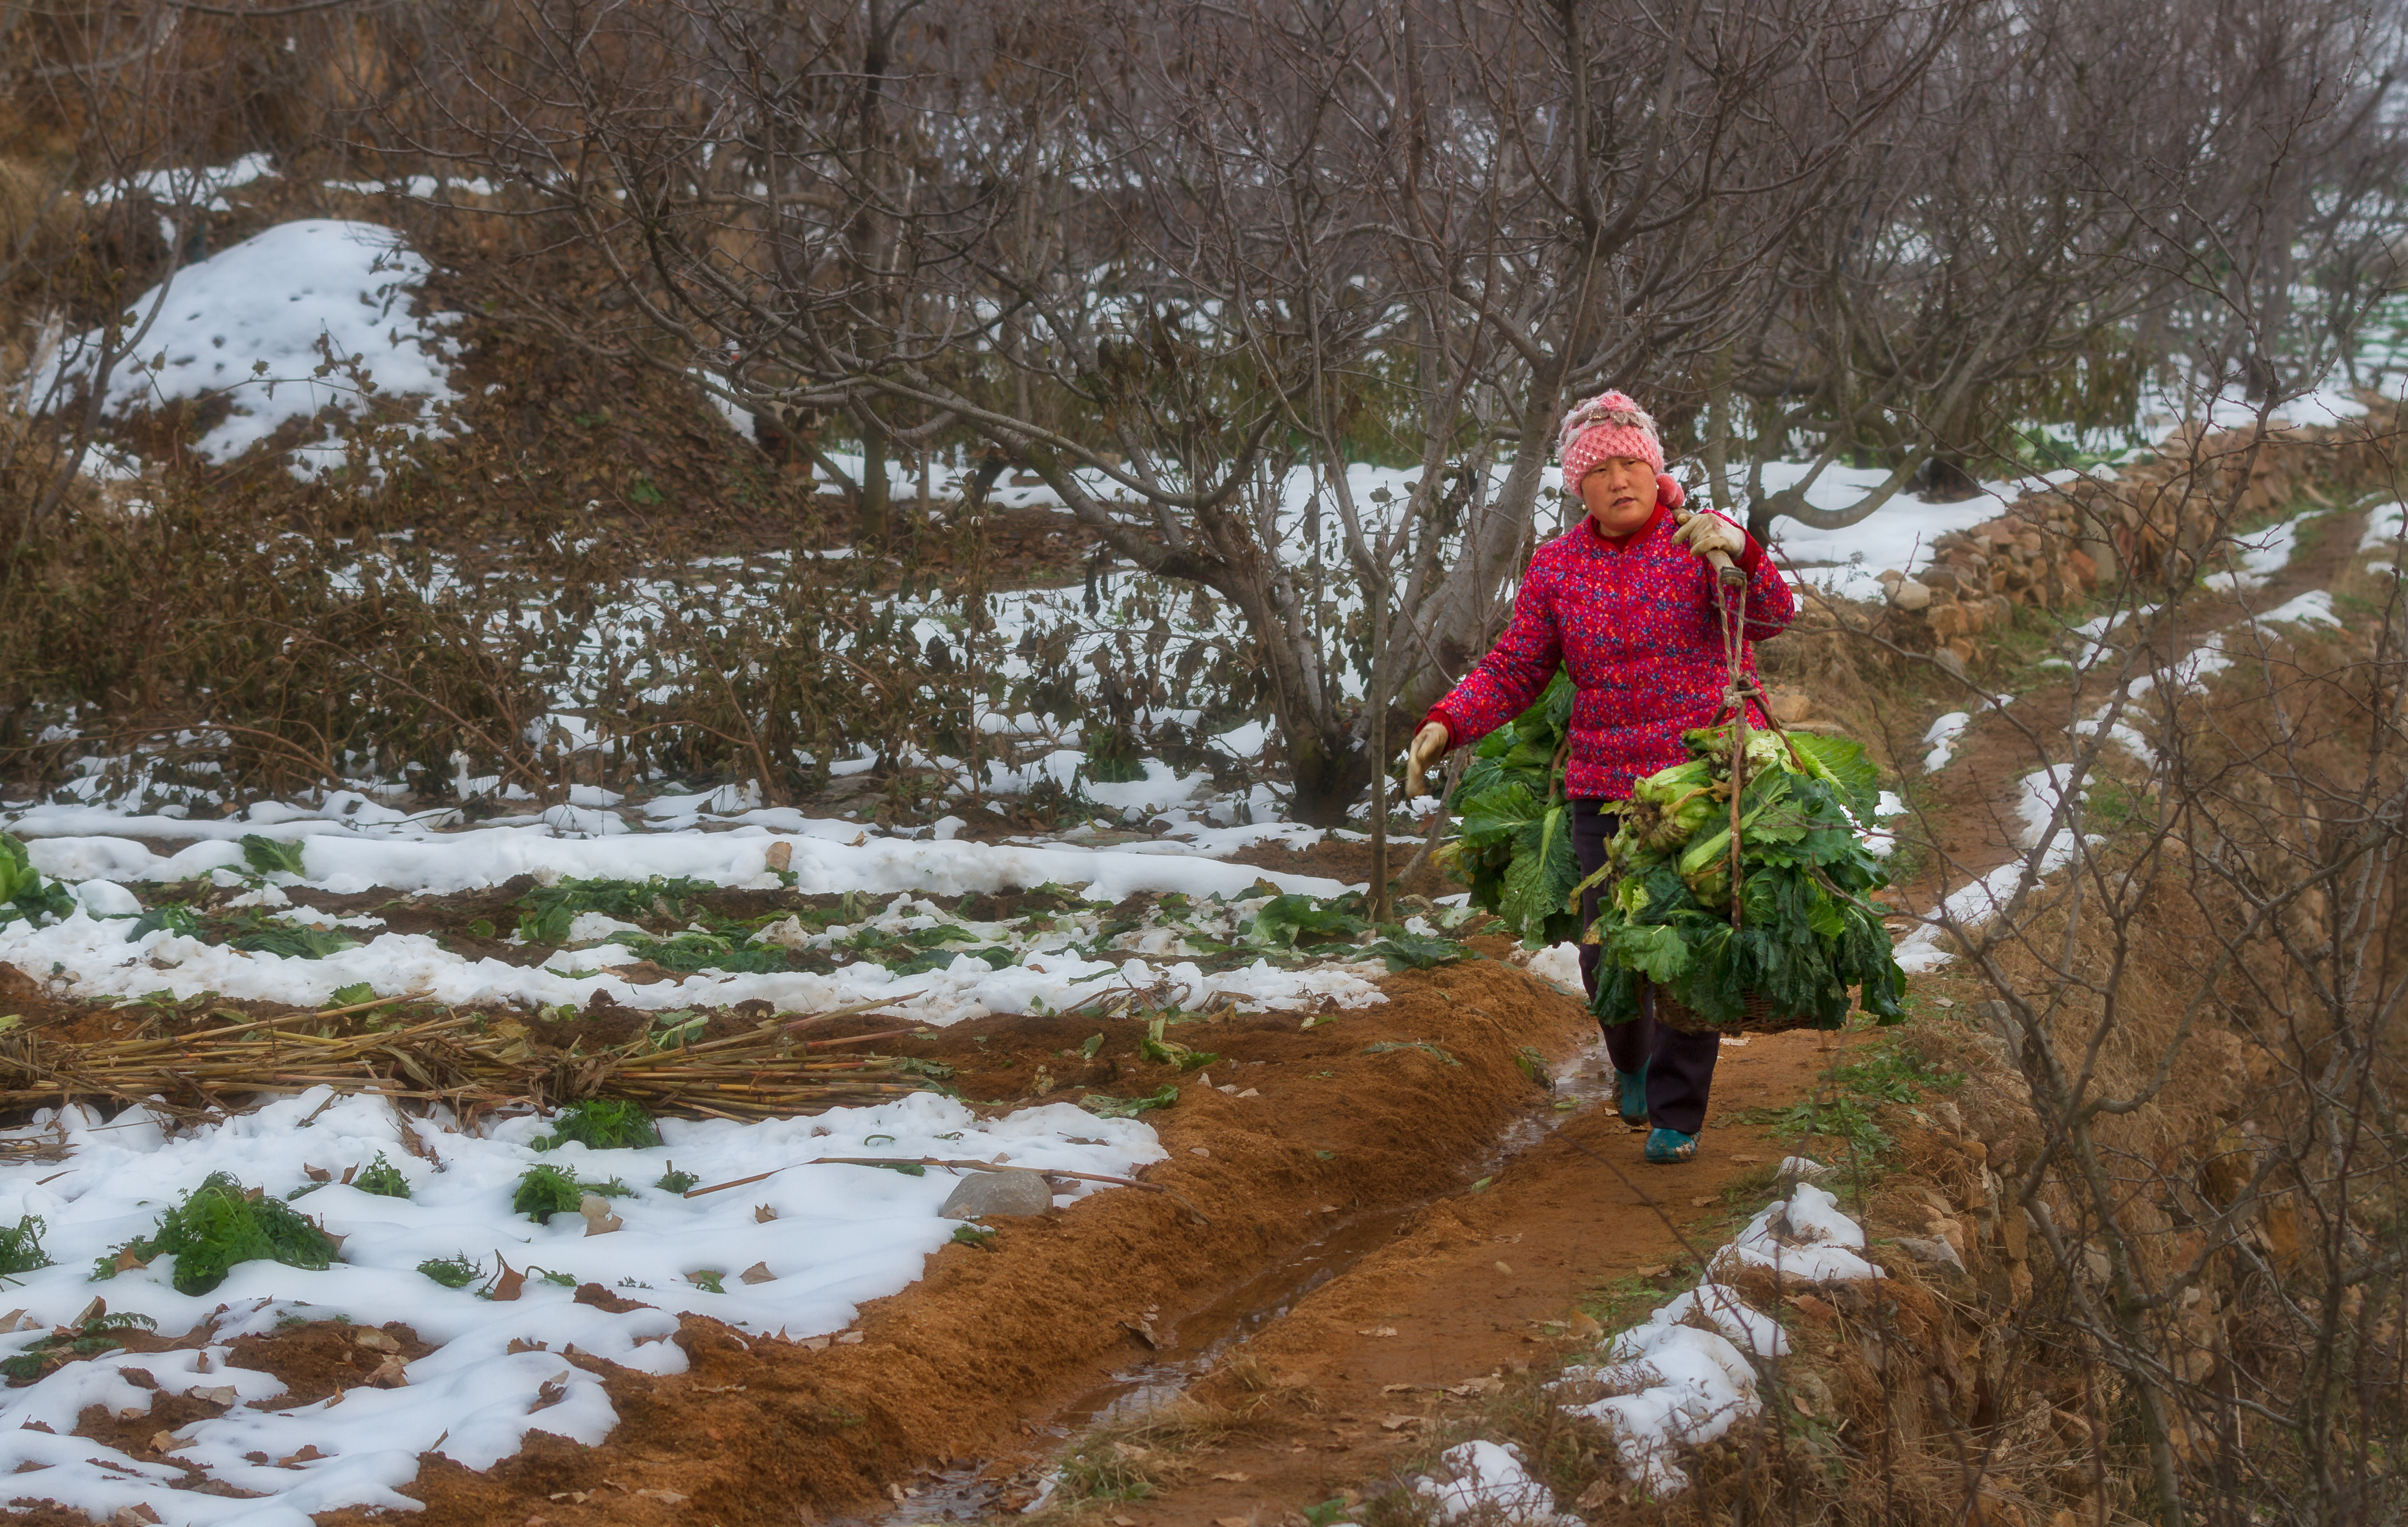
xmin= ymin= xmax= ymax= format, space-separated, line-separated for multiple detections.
xmin=1735 ymin=525 xmax=1796 ymax=641
xmin=1426 ymin=556 xmax=1563 ymax=749
xmin=1693 ymin=512 xmax=1796 ymax=643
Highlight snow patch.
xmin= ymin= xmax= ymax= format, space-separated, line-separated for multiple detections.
xmin=40 ymin=220 xmax=460 ymax=475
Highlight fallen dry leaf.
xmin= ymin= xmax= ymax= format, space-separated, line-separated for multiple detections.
xmin=366 ymin=1354 xmax=409 ymax=1388
xmin=354 ymin=1328 xmax=401 ymax=1354
xmin=1566 ymin=1312 xmax=1603 ymax=1339
xmin=489 ymin=1259 xmax=527 ymax=1302
xmin=149 ymin=1430 xmax=179 ymax=1452
xmin=1188 ymin=1146 xmax=1211 ymax=1157
xmin=739 ymin=1261 xmax=777 ymax=1285
xmin=754 ymin=1204 xmax=778 ymax=1223
xmin=1380 ymin=1414 xmax=1422 ymax=1431
xmin=506 ymin=1338 xmax=548 ymax=1355
xmin=635 ymin=1488 xmax=689 ymax=1505
xmin=1210 ymin=1472 xmax=1250 ymax=1482
xmin=530 ymin=1375 xmax=569 ymax=1413
xmin=1492 ymin=1260 xmax=1513 ymax=1275
xmin=1690 ymin=1196 xmax=1716 ymax=1207
xmin=277 ymin=1444 xmax=326 ymax=1467
xmin=1380 ymin=1383 xmax=1417 ymax=1394
xmin=1355 ymin=1325 xmax=1398 ymax=1338
xmin=1636 ymin=1264 xmax=1672 ymax=1278
xmin=189 ymin=1385 xmax=236 ymax=1406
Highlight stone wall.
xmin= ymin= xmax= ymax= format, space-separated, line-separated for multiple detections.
xmin=1863 ymin=403 xmax=2401 ymax=669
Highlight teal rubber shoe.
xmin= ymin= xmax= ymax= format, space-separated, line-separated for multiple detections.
xmin=1616 ymin=1063 xmax=1650 ymax=1127
xmin=1644 ymin=1128 xmax=1699 ymax=1164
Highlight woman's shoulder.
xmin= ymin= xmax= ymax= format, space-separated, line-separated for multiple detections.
xmin=1529 ymin=524 xmax=1596 ymax=573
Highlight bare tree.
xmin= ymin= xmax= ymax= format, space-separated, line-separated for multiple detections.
xmin=390 ymin=0 xmax=1958 ymax=823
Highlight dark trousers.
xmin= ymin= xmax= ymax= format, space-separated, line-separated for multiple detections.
xmin=1570 ymin=799 xmax=1721 ymax=1136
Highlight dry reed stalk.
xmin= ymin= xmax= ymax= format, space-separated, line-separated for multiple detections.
xmin=0 ymin=1005 xmax=944 ymax=1122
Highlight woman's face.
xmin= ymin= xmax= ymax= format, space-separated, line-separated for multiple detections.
xmin=1579 ymin=456 xmax=1658 ymax=536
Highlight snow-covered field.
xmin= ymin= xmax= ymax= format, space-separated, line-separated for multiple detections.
xmin=0 ymin=1089 xmax=1161 ymax=1524
xmin=4 ymin=797 xmax=1401 ymax=1023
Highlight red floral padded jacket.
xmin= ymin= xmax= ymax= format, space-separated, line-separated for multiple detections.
xmin=1426 ymin=502 xmax=1797 ymax=801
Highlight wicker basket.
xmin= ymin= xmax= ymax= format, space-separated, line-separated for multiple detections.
xmin=1645 ymin=983 xmax=1817 ymax=1035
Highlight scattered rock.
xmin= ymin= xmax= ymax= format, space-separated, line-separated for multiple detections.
xmin=937 ymin=1168 xmax=1054 ymax=1220
xmin=1889 ymin=578 xmax=1933 ymax=611
xmin=1895 ymin=1235 xmax=1965 ymax=1274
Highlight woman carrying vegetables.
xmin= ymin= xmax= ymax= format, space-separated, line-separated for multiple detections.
xmin=1405 ymin=393 xmax=1794 ymax=1165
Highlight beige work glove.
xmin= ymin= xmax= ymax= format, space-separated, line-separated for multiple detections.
xmin=1403 ymin=720 xmax=1450 ymax=801
xmin=1672 ymin=511 xmax=1747 ymax=562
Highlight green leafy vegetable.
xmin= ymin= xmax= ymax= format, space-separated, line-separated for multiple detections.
xmin=1439 ymin=674 xmax=1583 ymax=946
xmin=532 ymin=1099 xmax=663 ymax=1153
xmin=355 ymin=1153 xmax=411 ymax=1199
xmin=515 ymin=875 xmax=718 ymax=943
xmin=1138 ymin=1016 xmax=1217 ymax=1070
xmin=1362 ymin=933 xmax=1469 ymax=972
xmin=1078 ymin=1083 xmax=1181 ymax=1118
xmin=654 ymin=1168 xmax=701 ymax=1194
xmin=417 ymin=1252 xmax=484 ymax=1288
xmin=100 ymin=1172 xmax=339 ymax=1296
xmin=330 ymin=982 xmax=377 ymax=1007
xmin=1587 ymin=727 xmax=1905 ymax=1030
xmin=1249 ymin=894 xmax=1368 ymax=948
xmin=0 ymin=1216 xmax=51 ymax=1278
xmin=127 ymin=903 xmax=201 ymax=942
xmin=0 ymin=1309 xmax=155 ymax=1381
xmin=0 ymin=835 xmax=74 ymax=929
xmin=511 ymin=1165 xmax=631 ymax=1224
xmin=239 ymin=834 xmax=309 ymax=877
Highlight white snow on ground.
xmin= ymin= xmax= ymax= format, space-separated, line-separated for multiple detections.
xmin=38 ymin=220 xmax=460 ymax=474
xmin=1893 ymin=767 xmax=2091 ymax=973
xmin=0 ymin=1088 xmax=1160 ymax=1525
xmin=1549 ymin=1170 xmax=1878 ymax=1494
xmin=1920 ymin=712 xmax=1971 ymax=773
xmin=1414 ymin=1440 xmax=1574 ymax=1526
xmin=2203 ymin=515 xmax=2307 ymax=592
xmin=1 ymin=816 xmax=1381 ymax=1023
xmin=2361 ymin=500 xmax=2406 ymax=552
xmin=1754 ymin=461 xmax=2037 ymax=603
xmin=2254 ymin=589 xmax=2342 ymax=629
xmin=89 ymin=153 xmax=278 ymax=213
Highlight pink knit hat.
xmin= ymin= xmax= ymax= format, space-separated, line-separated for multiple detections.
xmin=1559 ymin=391 xmax=1664 ymax=490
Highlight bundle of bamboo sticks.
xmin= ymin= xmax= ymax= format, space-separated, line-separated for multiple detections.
xmin=0 ymin=997 xmax=940 ymax=1123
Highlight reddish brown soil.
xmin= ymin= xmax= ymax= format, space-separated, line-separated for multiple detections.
xmin=1089 ymin=1027 xmax=1845 ymax=1527
xmin=1227 ymin=835 xmax=1454 ymax=899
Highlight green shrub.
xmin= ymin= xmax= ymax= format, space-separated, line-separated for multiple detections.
xmin=100 ymin=1173 xmax=338 ymax=1295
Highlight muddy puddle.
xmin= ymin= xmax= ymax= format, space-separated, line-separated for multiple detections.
xmin=852 ymin=1040 xmax=1623 ymax=1525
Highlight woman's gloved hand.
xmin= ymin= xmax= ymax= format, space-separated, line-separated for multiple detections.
xmin=1404 ymin=720 xmax=1450 ymax=800
xmin=1673 ymin=511 xmax=1746 ymax=563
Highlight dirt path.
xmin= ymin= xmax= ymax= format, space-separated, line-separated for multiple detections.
xmin=1082 ymin=1028 xmax=1840 ymax=1527
xmin=1891 ymin=504 xmax=2368 ymax=914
